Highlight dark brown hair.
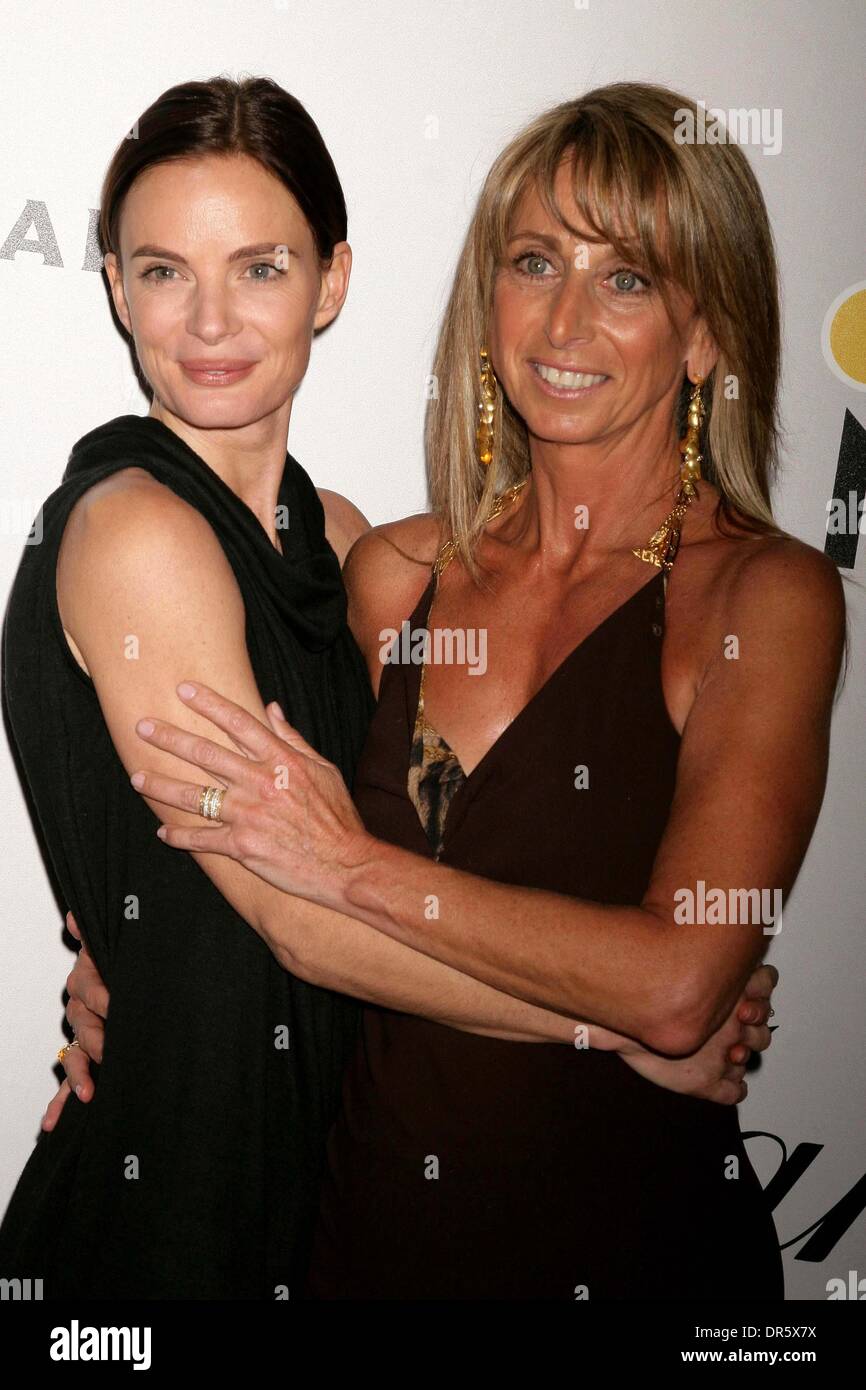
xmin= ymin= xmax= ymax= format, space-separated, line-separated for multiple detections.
xmin=98 ymin=74 xmax=347 ymax=265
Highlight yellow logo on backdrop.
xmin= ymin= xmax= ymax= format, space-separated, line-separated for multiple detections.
xmin=822 ymin=283 xmax=866 ymax=390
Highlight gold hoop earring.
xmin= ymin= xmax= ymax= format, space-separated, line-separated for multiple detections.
xmin=476 ymin=346 xmax=497 ymax=468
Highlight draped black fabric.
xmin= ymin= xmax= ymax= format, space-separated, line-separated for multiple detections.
xmin=0 ymin=414 xmax=374 ymax=1299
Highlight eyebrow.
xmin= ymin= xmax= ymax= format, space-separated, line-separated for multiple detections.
xmin=507 ymin=230 xmax=565 ymax=248
xmin=507 ymin=228 xmax=628 ymax=252
xmin=129 ymin=243 xmax=298 ymax=265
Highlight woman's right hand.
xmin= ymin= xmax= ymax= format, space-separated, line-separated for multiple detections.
xmin=41 ymin=920 xmax=774 ymax=1124
xmin=614 ymin=961 xmax=778 ymax=1104
xmin=42 ymin=911 xmax=109 ymax=1131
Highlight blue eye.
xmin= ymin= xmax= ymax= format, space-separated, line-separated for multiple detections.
xmin=140 ymin=264 xmax=177 ymax=282
xmin=139 ymin=262 xmax=286 ymax=283
xmin=512 ymin=251 xmax=553 ymax=276
xmin=609 ymin=267 xmax=651 ymax=294
xmin=509 ymin=253 xmax=650 ymax=294
xmin=247 ymin=262 xmax=284 ymax=281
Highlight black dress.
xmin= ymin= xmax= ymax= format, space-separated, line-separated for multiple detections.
xmin=306 ymin=562 xmax=785 ymax=1300
xmin=0 ymin=415 xmax=374 ymax=1299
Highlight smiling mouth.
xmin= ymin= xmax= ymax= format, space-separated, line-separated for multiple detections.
xmin=531 ymin=363 xmax=609 ymax=390
xmin=179 ymin=362 xmax=257 ymax=386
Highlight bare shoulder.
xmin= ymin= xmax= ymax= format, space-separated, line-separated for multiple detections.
xmin=69 ymin=464 xmax=160 ymax=508
xmin=57 ymin=466 xmax=242 ymax=649
xmin=725 ymin=533 xmax=845 ymax=646
xmin=341 ymin=512 xmax=444 ymax=687
xmin=316 ymin=488 xmax=372 ymax=566
xmin=343 ymin=511 xmax=442 ymax=613
xmin=690 ymin=529 xmax=847 ymax=704
xmin=60 ymin=465 xmax=230 ymax=567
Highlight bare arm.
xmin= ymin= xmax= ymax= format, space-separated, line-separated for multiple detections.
xmin=140 ymin=540 xmax=843 ymax=1056
xmin=42 ymin=489 xmax=781 ymax=1137
xmin=332 ymin=541 xmax=846 ymax=1052
xmin=43 ymin=907 xmax=775 ymax=1131
xmin=55 ymin=471 xmax=610 ymax=1046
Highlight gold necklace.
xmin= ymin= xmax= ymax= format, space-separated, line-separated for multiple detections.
xmin=631 ymin=479 xmax=697 ymax=573
xmin=432 ymin=478 xmax=529 ymax=578
xmin=434 ymin=466 xmax=695 ymax=581
xmin=418 ymin=468 xmax=690 ymax=764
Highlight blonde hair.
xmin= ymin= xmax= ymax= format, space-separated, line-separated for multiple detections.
xmin=425 ymin=80 xmax=788 ymax=582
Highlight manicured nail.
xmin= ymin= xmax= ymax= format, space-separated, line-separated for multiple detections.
xmin=75 ymin=1084 xmax=83 ymax=1098
xmin=271 ymin=702 xmax=286 ymax=720
xmin=137 ymin=719 xmax=155 ymax=736
xmin=130 ymin=772 xmax=145 ymax=789
xmin=177 ymin=683 xmax=197 ymax=699
xmin=157 ymin=827 xmax=167 ymax=841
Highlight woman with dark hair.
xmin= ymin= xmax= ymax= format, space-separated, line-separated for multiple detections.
xmin=4 ymin=78 xmax=781 ymax=1301
xmin=0 ymin=76 xmax=376 ymax=1300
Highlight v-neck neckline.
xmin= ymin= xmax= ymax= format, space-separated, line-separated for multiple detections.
xmin=410 ymin=565 xmax=667 ymax=791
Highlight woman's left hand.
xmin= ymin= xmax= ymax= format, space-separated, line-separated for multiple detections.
xmin=130 ymin=681 xmax=372 ymax=908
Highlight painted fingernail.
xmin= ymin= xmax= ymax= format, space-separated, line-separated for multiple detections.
xmin=157 ymin=827 xmax=167 ymax=841
xmin=272 ymin=702 xmax=286 ymax=720
xmin=177 ymin=683 xmax=197 ymax=699
xmin=137 ymin=719 xmax=155 ymax=736
xmin=130 ymin=772 xmax=145 ymax=789
xmin=75 ymin=1084 xmax=83 ymax=1098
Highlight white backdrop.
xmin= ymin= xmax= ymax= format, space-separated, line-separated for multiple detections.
xmin=1 ymin=0 xmax=864 ymax=1302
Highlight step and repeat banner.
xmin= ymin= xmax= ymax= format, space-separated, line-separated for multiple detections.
xmin=0 ymin=0 xmax=863 ymax=1310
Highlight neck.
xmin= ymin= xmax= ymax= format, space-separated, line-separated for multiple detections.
xmin=510 ymin=414 xmax=685 ymax=577
xmin=147 ymin=398 xmax=293 ymax=551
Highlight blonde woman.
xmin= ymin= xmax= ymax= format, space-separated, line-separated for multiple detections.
xmin=47 ymin=83 xmax=835 ymax=1300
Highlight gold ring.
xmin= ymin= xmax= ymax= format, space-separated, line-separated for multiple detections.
xmin=198 ymin=785 xmax=225 ymax=821
xmin=57 ymin=1039 xmax=81 ymax=1064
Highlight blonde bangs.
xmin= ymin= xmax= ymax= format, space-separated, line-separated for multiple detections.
xmin=426 ymin=82 xmax=786 ymax=585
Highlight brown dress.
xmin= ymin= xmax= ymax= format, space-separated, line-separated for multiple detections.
xmin=305 ymin=559 xmax=785 ymax=1300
